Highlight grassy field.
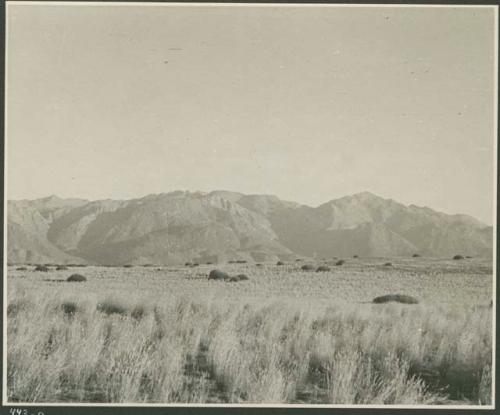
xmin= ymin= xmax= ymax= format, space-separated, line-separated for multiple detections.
xmin=6 ymin=257 xmax=494 ymax=405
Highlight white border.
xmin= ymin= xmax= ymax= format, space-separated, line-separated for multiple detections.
xmin=2 ymin=1 xmax=498 ymax=410
xmin=3 ymin=1 xmax=499 ymax=7
xmin=491 ymin=4 xmax=498 ymax=409
xmin=3 ymin=0 xmax=9 ymax=408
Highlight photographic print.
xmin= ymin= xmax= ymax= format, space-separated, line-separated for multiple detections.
xmin=3 ymin=1 xmax=497 ymax=409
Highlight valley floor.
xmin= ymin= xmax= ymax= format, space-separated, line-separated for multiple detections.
xmin=5 ymin=257 xmax=494 ymax=405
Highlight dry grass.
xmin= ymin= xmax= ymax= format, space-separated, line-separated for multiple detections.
xmin=6 ymin=257 xmax=493 ymax=405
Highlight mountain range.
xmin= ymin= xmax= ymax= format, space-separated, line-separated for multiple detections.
xmin=7 ymin=191 xmax=493 ymax=265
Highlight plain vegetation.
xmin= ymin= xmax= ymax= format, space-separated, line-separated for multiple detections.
xmin=6 ymin=256 xmax=493 ymax=405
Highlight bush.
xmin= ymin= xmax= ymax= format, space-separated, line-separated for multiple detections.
xmin=295 ymin=259 xmax=302 ymax=262
xmin=384 ymin=262 xmax=393 ymax=267
xmin=16 ymin=267 xmax=27 ymax=271
xmin=372 ymin=294 xmax=419 ymax=305
xmin=185 ymin=262 xmax=193 ymax=266
xmin=97 ymin=300 xmax=128 ymax=316
xmin=34 ymin=265 xmax=49 ymax=272
xmin=56 ymin=265 xmax=68 ymax=271
xmin=453 ymin=255 xmax=464 ymax=260
xmin=208 ymin=269 xmax=229 ymax=281
xmin=236 ymin=260 xmax=247 ymax=264
xmin=61 ymin=301 xmax=78 ymax=316
xmin=66 ymin=274 xmax=86 ymax=282
xmin=123 ymin=264 xmax=133 ymax=268
xmin=192 ymin=263 xmax=199 ymax=267
xmin=277 ymin=261 xmax=284 ymax=266
xmin=256 ymin=263 xmax=262 ymax=267
xmin=7 ymin=299 xmax=29 ymax=318
xmin=131 ymin=305 xmax=146 ymax=320
xmin=412 ymin=254 xmax=420 ymax=258
xmin=353 ymin=255 xmax=359 ymax=258
xmin=335 ymin=260 xmax=345 ymax=266
xmin=227 ymin=274 xmax=249 ymax=282
xmin=301 ymin=264 xmax=315 ymax=271
xmin=316 ymin=266 xmax=331 ymax=272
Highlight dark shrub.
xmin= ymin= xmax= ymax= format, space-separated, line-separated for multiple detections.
xmin=16 ymin=267 xmax=27 ymax=271
xmin=67 ymin=274 xmax=86 ymax=282
xmin=131 ymin=305 xmax=146 ymax=320
xmin=97 ymin=300 xmax=128 ymax=316
xmin=316 ymin=265 xmax=331 ymax=272
xmin=35 ymin=265 xmax=49 ymax=272
xmin=412 ymin=254 xmax=420 ymax=258
xmin=208 ymin=269 xmax=229 ymax=280
xmin=295 ymin=259 xmax=302 ymax=262
xmin=228 ymin=260 xmax=236 ymax=264
xmin=206 ymin=262 xmax=213 ymax=265
xmin=466 ymin=256 xmax=473 ymax=259
xmin=56 ymin=265 xmax=68 ymax=271
xmin=301 ymin=264 xmax=315 ymax=271
xmin=236 ymin=274 xmax=249 ymax=281
xmin=7 ymin=299 xmax=29 ymax=317
xmin=335 ymin=260 xmax=345 ymax=266
xmin=185 ymin=262 xmax=192 ymax=266
xmin=384 ymin=262 xmax=393 ymax=267
xmin=453 ymin=255 xmax=464 ymax=260
xmin=277 ymin=261 xmax=284 ymax=266
xmin=256 ymin=263 xmax=262 ymax=267
xmin=192 ymin=263 xmax=199 ymax=267
xmin=229 ymin=276 xmax=240 ymax=282
xmin=353 ymin=255 xmax=359 ymax=258
xmin=373 ymin=294 xmax=419 ymax=305
xmin=123 ymin=264 xmax=133 ymax=268
xmin=236 ymin=260 xmax=247 ymax=264
xmin=61 ymin=301 xmax=78 ymax=316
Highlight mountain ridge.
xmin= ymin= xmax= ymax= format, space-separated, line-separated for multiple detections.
xmin=7 ymin=191 xmax=493 ymax=265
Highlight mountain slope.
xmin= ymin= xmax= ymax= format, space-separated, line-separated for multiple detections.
xmin=7 ymin=191 xmax=493 ymax=264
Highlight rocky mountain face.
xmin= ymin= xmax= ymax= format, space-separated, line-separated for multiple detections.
xmin=7 ymin=191 xmax=493 ymax=265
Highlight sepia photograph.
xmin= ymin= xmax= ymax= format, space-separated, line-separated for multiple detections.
xmin=3 ymin=1 xmax=498 ymax=410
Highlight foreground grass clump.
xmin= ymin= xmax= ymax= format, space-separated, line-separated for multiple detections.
xmin=6 ymin=287 xmax=492 ymax=405
xmin=96 ymin=298 xmax=128 ymax=316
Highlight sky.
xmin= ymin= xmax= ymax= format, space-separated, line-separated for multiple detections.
xmin=6 ymin=3 xmax=497 ymax=224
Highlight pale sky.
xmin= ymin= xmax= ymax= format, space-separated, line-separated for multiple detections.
xmin=6 ymin=3 xmax=497 ymax=224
